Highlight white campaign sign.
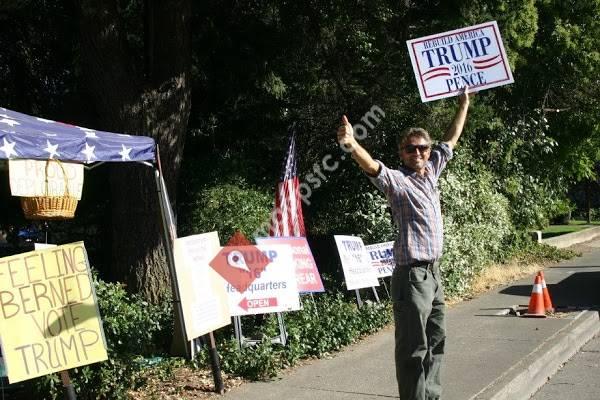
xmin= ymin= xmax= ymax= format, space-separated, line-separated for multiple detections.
xmin=223 ymin=244 xmax=301 ymax=316
xmin=334 ymin=235 xmax=380 ymax=290
xmin=407 ymin=21 xmax=514 ymax=102
xmin=365 ymin=241 xmax=395 ymax=278
xmin=173 ymin=232 xmax=231 ymax=340
xmin=9 ymin=159 xmax=84 ymax=199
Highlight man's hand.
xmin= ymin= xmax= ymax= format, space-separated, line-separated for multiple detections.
xmin=335 ymin=114 xmax=379 ymax=175
xmin=337 ymin=115 xmax=357 ymax=151
xmin=458 ymin=85 xmax=471 ymax=109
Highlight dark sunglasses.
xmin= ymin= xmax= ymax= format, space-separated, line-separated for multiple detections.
xmin=402 ymin=144 xmax=431 ymax=153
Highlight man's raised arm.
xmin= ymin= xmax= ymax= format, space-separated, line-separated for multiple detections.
xmin=337 ymin=115 xmax=380 ymax=176
xmin=442 ymin=86 xmax=471 ymax=150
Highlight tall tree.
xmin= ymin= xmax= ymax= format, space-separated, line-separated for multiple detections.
xmin=78 ymin=0 xmax=191 ymax=301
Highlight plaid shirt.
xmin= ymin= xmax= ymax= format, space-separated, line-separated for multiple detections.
xmin=368 ymin=143 xmax=452 ymax=266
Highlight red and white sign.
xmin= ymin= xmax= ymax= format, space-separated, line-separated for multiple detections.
xmin=334 ymin=235 xmax=379 ymax=290
xmin=210 ymin=244 xmax=300 ymax=316
xmin=407 ymin=21 xmax=513 ymax=102
xmin=238 ymin=297 xmax=278 ymax=312
xmin=365 ymin=241 xmax=395 ymax=278
xmin=209 ymin=244 xmax=270 ymax=293
xmin=255 ymin=237 xmax=325 ymax=293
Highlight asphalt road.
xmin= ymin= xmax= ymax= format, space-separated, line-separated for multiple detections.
xmin=530 ymin=334 xmax=600 ymax=400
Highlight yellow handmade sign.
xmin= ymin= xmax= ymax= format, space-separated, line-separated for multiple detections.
xmin=0 ymin=242 xmax=107 ymax=383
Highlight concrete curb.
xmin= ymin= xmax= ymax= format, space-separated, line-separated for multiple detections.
xmin=542 ymin=226 xmax=600 ymax=248
xmin=469 ymin=310 xmax=600 ymax=400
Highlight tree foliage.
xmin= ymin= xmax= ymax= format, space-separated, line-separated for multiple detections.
xmin=0 ymin=0 xmax=598 ymax=299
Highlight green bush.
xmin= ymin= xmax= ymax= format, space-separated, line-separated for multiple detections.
xmin=179 ymin=179 xmax=273 ymax=241
xmin=345 ymin=190 xmax=395 ymax=244
xmin=94 ymin=276 xmax=173 ymax=356
xmin=218 ymin=337 xmax=282 ymax=380
xmin=467 ymin=113 xmax=568 ymax=230
xmin=439 ymin=152 xmax=515 ymax=297
xmin=573 ymin=207 xmax=600 ymax=222
xmin=511 ymin=241 xmax=577 ymax=265
xmin=198 ymin=293 xmax=392 ymax=381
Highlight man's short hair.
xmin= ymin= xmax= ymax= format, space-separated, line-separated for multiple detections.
xmin=398 ymin=127 xmax=432 ymax=148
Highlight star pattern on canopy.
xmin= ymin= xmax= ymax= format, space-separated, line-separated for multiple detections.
xmin=119 ymin=144 xmax=132 ymax=161
xmin=0 ymin=118 xmax=19 ymax=127
xmin=0 ymin=107 xmax=155 ymax=162
xmin=0 ymin=138 xmax=17 ymax=158
xmin=44 ymin=140 xmax=60 ymax=159
xmin=81 ymin=142 xmax=96 ymax=163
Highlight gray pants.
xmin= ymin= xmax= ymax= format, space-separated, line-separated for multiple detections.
xmin=391 ymin=262 xmax=446 ymax=400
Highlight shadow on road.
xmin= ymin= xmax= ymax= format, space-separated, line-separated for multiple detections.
xmin=500 ymin=271 xmax=600 ymax=309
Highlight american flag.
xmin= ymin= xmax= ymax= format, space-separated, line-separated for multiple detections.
xmin=269 ymin=131 xmax=306 ymax=237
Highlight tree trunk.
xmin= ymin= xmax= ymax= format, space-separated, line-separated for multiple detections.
xmin=587 ymin=181 xmax=592 ymax=224
xmin=78 ymin=0 xmax=191 ymax=302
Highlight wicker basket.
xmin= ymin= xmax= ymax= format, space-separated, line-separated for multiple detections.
xmin=20 ymin=159 xmax=79 ymax=220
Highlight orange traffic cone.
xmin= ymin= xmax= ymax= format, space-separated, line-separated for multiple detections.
xmin=538 ymin=271 xmax=555 ymax=313
xmin=522 ymin=274 xmax=547 ymax=318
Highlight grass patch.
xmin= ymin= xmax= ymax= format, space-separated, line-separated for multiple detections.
xmin=466 ymin=261 xmax=543 ymax=300
xmin=449 ymin=243 xmax=578 ymax=305
xmin=542 ymin=220 xmax=600 ymax=239
xmin=568 ymin=220 xmax=600 ymax=226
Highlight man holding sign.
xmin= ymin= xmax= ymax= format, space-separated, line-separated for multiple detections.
xmin=337 ymin=88 xmax=470 ymax=400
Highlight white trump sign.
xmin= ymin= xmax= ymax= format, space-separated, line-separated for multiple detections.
xmin=365 ymin=241 xmax=395 ymax=278
xmin=407 ymin=21 xmax=514 ymax=102
xmin=334 ymin=235 xmax=379 ymax=290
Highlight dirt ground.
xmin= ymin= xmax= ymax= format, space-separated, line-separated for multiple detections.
xmin=128 ymin=366 xmax=246 ymax=399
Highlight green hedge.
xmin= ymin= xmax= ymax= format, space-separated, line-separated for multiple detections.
xmin=439 ymin=152 xmax=515 ymax=296
xmin=179 ymin=180 xmax=273 ymax=241
xmin=199 ymin=293 xmax=392 ymax=380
